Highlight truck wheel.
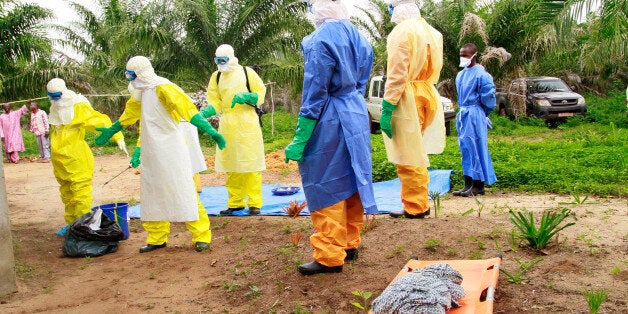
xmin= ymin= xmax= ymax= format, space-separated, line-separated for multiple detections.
xmin=498 ymin=105 xmax=506 ymax=116
xmin=369 ymin=113 xmax=380 ymax=134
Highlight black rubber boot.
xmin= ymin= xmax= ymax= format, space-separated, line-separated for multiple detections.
xmin=139 ymin=243 xmax=166 ymax=253
xmin=389 ymin=209 xmax=429 ymax=219
xmin=453 ymin=175 xmax=473 ymax=196
xmin=460 ymin=180 xmax=485 ymax=197
xmin=195 ymin=242 xmax=210 ymax=252
xmin=345 ymin=248 xmax=359 ymax=261
xmin=219 ymin=207 xmax=244 ymax=215
xmin=248 ymin=207 xmax=260 ymax=215
xmin=298 ymin=261 xmax=343 ymax=275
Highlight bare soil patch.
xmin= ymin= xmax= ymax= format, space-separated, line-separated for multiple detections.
xmin=1 ymin=154 xmax=627 ymax=313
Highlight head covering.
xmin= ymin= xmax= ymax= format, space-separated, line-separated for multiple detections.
xmin=126 ymin=56 xmax=170 ymax=91
xmin=310 ymin=0 xmax=349 ymax=27
xmin=215 ymin=44 xmax=240 ymax=73
xmin=47 ymin=78 xmax=79 ymax=125
xmin=388 ymin=0 xmax=421 ymax=24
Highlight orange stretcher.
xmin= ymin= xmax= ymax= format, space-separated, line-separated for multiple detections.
xmin=375 ymin=256 xmax=502 ymax=314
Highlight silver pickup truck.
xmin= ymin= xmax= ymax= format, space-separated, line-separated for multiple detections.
xmin=365 ymin=76 xmax=456 ymax=135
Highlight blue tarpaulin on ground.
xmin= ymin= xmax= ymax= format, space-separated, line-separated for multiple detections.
xmin=128 ymin=169 xmax=453 ymax=218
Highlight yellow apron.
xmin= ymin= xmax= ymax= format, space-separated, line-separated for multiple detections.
xmin=383 ymin=18 xmax=446 ymax=167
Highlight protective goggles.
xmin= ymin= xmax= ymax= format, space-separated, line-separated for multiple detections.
xmin=47 ymin=91 xmax=62 ymax=101
xmin=125 ymin=70 xmax=137 ymax=81
xmin=387 ymin=4 xmax=394 ymax=15
xmin=214 ymin=56 xmax=229 ymax=65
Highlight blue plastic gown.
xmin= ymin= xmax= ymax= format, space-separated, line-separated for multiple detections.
xmin=298 ymin=20 xmax=377 ymax=214
xmin=455 ymin=65 xmax=497 ymax=184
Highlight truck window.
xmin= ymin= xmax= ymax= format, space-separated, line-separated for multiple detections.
xmin=528 ymin=80 xmax=569 ymax=93
xmin=378 ymin=80 xmax=385 ymax=98
xmin=371 ymin=81 xmax=380 ymax=98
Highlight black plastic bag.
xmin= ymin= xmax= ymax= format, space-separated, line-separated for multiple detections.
xmin=62 ymin=210 xmax=123 ymax=257
xmin=70 ymin=210 xmax=124 ymax=242
xmin=62 ymin=231 xmax=120 ymax=257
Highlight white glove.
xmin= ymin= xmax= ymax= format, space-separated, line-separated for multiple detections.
xmin=116 ymin=139 xmax=129 ymax=157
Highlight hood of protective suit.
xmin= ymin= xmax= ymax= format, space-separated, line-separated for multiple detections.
xmin=389 ymin=0 xmax=422 ymax=24
xmin=126 ymin=56 xmax=170 ymax=91
xmin=310 ymin=0 xmax=349 ymax=27
xmin=47 ymin=78 xmax=79 ymax=125
xmin=215 ymin=44 xmax=240 ymax=73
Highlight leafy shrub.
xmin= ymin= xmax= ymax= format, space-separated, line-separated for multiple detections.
xmin=509 ymin=208 xmax=577 ymax=250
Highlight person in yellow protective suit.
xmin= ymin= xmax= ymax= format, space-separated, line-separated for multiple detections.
xmin=179 ymin=119 xmax=207 ymax=193
xmin=46 ymin=78 xmax=127 ymax=228
xmin=381 ymin=0 xmax=446 ymax=219
xmin=200 ymin=44 xmax=266 ymax=216
xmin=95 ymin=56 xmax=226 ymax=253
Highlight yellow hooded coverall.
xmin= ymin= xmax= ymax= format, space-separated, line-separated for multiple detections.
xmin=206 ymin=67 xmax=266 ymax=209
xmin=118 ymin=87 xmax=211 ymax=245
xmin=383 ymin=18 xmax=444 ymax=215
xmin=51 ymin=102 xmax=123 ymax=225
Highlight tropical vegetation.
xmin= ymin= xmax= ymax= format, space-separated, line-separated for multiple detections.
xmin=1 ymin=0 xmax=625 ymax=105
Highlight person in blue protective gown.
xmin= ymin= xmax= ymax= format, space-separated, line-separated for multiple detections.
xmin=284 ymin=0 xmax=377 ymax=276
xmin=453 ymin=43 xmax=497 ymax=197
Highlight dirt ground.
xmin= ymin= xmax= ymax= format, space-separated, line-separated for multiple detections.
xmin=1 ymin=153 xmax=627 ymax=313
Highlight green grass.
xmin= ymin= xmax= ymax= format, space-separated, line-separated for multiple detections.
xmin=21 ymin=94 xmax=625 ymax=197
xmin=371 ymin=93 xmax=628 ymax=196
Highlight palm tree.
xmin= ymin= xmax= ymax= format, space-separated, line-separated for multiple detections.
xmin=351 ymin=0 xmax=394 ymax=75
xmin=0 ymin=0 xmax=55 ymax=101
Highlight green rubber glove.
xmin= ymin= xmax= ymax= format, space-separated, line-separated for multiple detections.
xmin=130 ymin=147 xmax=141 ymax=168
xmin=190 ymin=113 xmax=226 ymax=150
xmin=231 ymin=92 xmax=258 ymax=108
xmin=95 ymin=121 xmax=122 ymax=146
xmin=285 ymin=116 xmax=317 ymax=163
xmin=200 ymin=105 xmax=217 ymax=118
xmin=380 ymin=99 xmax=396 ymax=139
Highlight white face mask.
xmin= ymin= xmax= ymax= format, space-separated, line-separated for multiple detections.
xmin=459 ymin=53 xmax=477 ymax=68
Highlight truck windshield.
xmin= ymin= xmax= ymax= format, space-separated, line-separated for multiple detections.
xmin=528 ymin=80 xmax=570 ymax=93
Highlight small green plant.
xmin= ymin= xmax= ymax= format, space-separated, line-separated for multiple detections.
xmin=559 ymin=189 xmax=599 ymax=206
xmin=610 ymin=267 xmax=621 ymax=275
xmin=509 ymin=208 xmax=577 ymax=249
xmin=282 ymin=224 xmax=292 ymax=234
xmin=428 ymin=191 xmax=442 ymax=218
xmin=474 ymin=196 xmax=485 ymax=217
xmin=149 ymin=272 xmax=155 ymax=280
xmin=212 ymin=219 xmax=230 ymax=230
xmin=351 ymin=291 xmax=373 ymax=311
xmin=500 ymin=257 xmax=543 ymax=284
xmin=239 ymin=237 xmax=249 ymax=247
xmin=145 ymin=302 xmax=155 ymax=310
xmin=222 ymin=281 xmax=240 ymax=292
xmin=423 ymin=239 xmax=441 ymax=251
xmin=461 ymin=208 xmax=475 ymax=217
xmin=468 ymin=249 xmax=484 ymax=260
xmin=245 ymin=285 xmax=261 ymax=299
xmin=582 ymin=288 xmax=608 ymax=314
xmin=294 ymin=304 xmax=311 ymax=314
xmin=361 ymin=214 xmax=379 ymax=234
xmin=507 ymin=230 xmax=523 ymax=252
xmin=14 ymin=259 xmax=34 ymax=278
xmin=394 ymin=245 xmax=404 ymax=254
xmin=80 ymin=256 xmax=92 ymax=270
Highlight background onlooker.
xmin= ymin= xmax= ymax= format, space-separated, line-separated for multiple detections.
xmin=29 ymin=101 xmax=50 ymax=162
xmin=0 ymin=103 xmax=28 ymax=163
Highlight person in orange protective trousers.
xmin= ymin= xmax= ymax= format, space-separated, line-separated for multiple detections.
xmin=381 ymin=0 xmax=446 ymax=219
xmin=95 ymin=56 xmax=225 ymax=253
xmin=285 ymin=0 xmax=377 ymax=275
